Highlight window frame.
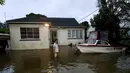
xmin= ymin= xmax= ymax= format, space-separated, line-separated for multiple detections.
xmin=96 ymin=40 xmax=110 ymax=46
xmin=67 ymin=30 xmax=83 ymax=39
xmin=20 ymin=27 xmax=40 ymax=41
xmin=68 ymin=30 xmax=71 ymax=38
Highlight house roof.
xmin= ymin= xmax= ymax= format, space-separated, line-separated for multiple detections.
xmin=6 ymin=17 xmax=84 ymax=27
xmin=6 ymin=17 xmax=49 ymax=23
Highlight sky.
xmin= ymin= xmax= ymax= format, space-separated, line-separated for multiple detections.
xmin=0 ymin=0 xmax=98 ymax=23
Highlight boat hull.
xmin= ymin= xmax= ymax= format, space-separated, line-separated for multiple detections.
xmin=76 ymin=45 xmax=126 ymax=53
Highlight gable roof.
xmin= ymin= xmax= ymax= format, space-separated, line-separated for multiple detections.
xmin=6 ymin=17 xmax=84 ymax=27
xmin=6 ymin=17 xmax=49 ymax=23
xmin=48 ymin=18 xmax=81 ymax=27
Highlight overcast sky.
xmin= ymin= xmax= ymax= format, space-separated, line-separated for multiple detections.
xmin=0 ymin=0 xmax=98 ymax=23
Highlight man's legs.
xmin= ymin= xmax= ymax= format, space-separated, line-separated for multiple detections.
xmin=54 ymin=52 xmax=58 ymax=58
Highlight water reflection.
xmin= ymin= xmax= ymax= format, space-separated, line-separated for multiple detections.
xmin=116 ymin=56 xmax=130 ymax=70
xmin=23 ymin=57 xmax=41 ymax=70
xmin=9 ymin=49 xmax=53 ymax=73
xmin=0 ymin=65 xmax=14 ymax=73
xmin=0 ymin=46 xmax=130 ymax=73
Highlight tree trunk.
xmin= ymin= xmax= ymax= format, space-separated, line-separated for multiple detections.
xmin=84 ymin=29 xmax=87 ymax=41
xmin=108 ymin=30 xmax=113 ymax=41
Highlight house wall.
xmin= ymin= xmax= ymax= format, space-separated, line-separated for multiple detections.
xmin=57 ymin=28 xmax=85 ymax=45
xmin=87 ymin=26 xmax=95 ymax=37
xmin=9 ymin=24 xmax=50 ymax=50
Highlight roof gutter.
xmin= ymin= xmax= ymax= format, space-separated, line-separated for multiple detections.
xmin=51 ymin=26 xmax=85 ymax=28
xmin=6 ymin=22 xmax=50 ymax=24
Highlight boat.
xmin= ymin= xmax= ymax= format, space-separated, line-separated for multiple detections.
xmin=76 ymin=40 xmax=126 ymax=53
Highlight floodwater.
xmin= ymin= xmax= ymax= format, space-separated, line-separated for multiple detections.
xmin=0 ymin=46 xmax=130 ymax=73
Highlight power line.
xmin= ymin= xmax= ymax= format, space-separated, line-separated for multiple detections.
xmin=78 ymin=9 xmax=99 ymax=22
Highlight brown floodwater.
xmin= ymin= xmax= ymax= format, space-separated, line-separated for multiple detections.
xmin=0 ymin=46 xmax=130 ymax=73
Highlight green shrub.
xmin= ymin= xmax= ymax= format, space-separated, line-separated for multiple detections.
xmin=0 ymin=28 xmax=9 ymax=33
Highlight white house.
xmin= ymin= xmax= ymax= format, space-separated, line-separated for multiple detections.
xmin=6 ymin=15 xmax=85 ymax=50
xmin=87 ymin=26 xmax=95 ymax=37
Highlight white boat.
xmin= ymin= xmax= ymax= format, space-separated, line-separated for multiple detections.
xmin=76 ymin=40 xmax=126 ymax=53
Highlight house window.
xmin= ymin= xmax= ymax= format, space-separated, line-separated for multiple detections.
xmin=72 ymin=30 xmax=76 ymax=38
xmin=76 ymin=30 xmax=79 ymax=38
xmin=79 ymin=30 xmax=83 ymax=38
xmin=68 ymin=30 xmax=83 ymax=39
xmin=20 ymin=28 xmax=39 ymax=40
xmin=68 ymin=30 xmax=71 ymax=38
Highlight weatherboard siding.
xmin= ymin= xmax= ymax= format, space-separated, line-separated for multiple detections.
xmin=57 ymin=28 xmax=85 ymax=45
xmin=9 ymin=24 xmax=50 ymax=50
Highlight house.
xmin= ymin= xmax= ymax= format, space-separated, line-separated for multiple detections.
xmin=87 ymin=26 xmax=95 ymax=37
xmin=6 ymin=15 xmax=85 ymax=50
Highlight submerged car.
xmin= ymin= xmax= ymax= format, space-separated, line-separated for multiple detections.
xmin=76 ymin=40 xmax=127 ymax=53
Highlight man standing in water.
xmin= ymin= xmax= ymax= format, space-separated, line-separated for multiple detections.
xmin=53 ymin=39 xmax=59 ymax=58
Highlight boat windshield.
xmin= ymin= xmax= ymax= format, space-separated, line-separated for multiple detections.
xmin=85 ymin=40 xmax=96 ymax=44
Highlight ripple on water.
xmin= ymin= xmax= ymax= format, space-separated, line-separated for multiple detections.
xmin=0 ymin=65 xmax=15 ymax=73
xmin=116 ymin=56 xmax=130 ymax=70
xmin=41 ymin=63 xmax=95 ymax=73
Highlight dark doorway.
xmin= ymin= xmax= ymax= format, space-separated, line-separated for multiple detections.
xmin=0 ymin=40 xmax=8 ymax=54
xmin=50 ymin=30 xmax=57 ymax=44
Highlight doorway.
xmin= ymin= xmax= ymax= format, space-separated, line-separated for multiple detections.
xmin=50 ymin=30 xmax=57 ymax=44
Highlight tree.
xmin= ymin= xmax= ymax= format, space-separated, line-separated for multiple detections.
xmin=90 ymin=0 xmax=130 ymax=43
xmin=106 ymin=0 xmax=130 ymax=41
xmin=106 ymin=0 xmax=130 ymax=23
xmin=80 ymin=21 xmax=89 ymax=30
xmin=26 ymin=13 xmax=47 ymax=18
xmin=0 ymin=22 xmax=9 ymax=33
xmin=0 ymin=0 xmax=5 ymax=5
xmin=91 ymin=0 xmax=110 ymax=30
xmin=90 ymin=0 xmax=120 ymax=41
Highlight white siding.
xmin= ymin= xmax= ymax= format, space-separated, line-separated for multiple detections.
xmin=87 ymin=26 xmax=95 ymax=37
xmin=57 ymin=28 xmax=85 ymax=45
xmin=9 ymin=24 xmax=50 ymax=50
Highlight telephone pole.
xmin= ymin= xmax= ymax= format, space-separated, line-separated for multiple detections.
xmin=4 ymin=12 xmax=6 ymax=21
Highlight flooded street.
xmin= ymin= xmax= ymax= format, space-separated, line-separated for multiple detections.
xmin=0 ymin=46 xmax=130 ymax=73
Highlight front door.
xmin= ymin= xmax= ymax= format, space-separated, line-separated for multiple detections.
xmin=51 ymin=31 xmax=57 ymax=44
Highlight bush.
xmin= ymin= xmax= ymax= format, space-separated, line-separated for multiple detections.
xmin=0 ymin=28 xmax=9 ymax=33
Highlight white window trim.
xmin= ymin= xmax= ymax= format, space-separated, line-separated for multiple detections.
xmin=67 ymin=30 xmax=83 ymax=39
xmin=20 ymin=27 xmax=40 ymax=41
